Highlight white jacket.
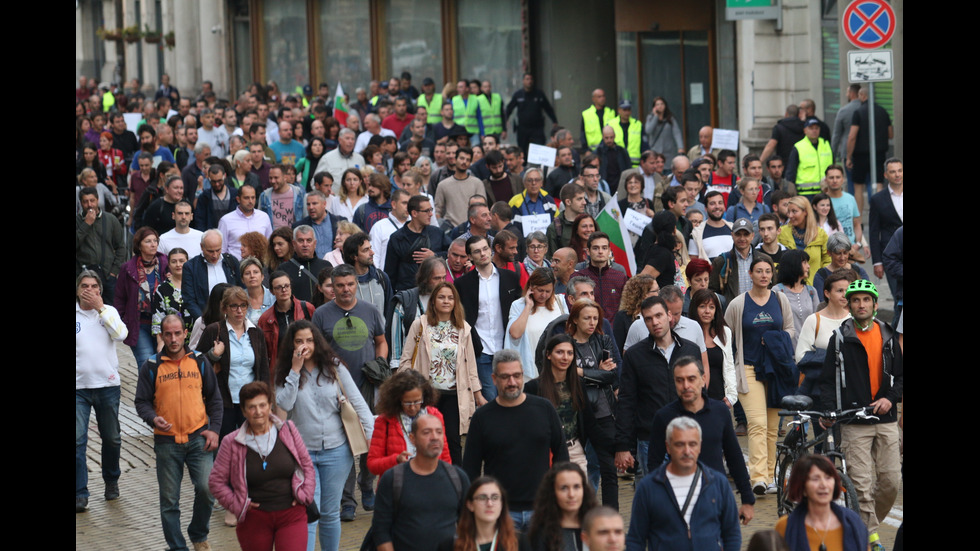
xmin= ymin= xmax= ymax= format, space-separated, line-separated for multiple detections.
xmin=75 ymin=302 xmax=128 ymax=389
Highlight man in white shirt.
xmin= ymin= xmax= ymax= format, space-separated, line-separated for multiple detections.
xmin=314 ymin=128 xmax=365 ymax=194
xmin=217 ymin=183 xmax=273 ymax=259
xmin=625 ymin=285 xmax=709 ymax=370
xmin=159 ymin=200 xmax=203 ymax=258
xmin=354 ymin=113 xmax=396 ymax=155
xmin=370 ymin=189 xmax=410 ymax=271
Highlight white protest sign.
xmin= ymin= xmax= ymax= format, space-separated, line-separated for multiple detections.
xmin=123 ymin=113 xmax=143 ymax=134
xmin=521 ymin=214 xmax=552 ymax=237
xmin=527 ymin=144 xmax=556 ymax=167
xmin=711 ymin=129 xmax=739 ymax=151
xmin=622 ymin=208 xmax=652 ymax=236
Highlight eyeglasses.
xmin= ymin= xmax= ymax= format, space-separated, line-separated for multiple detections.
xmin=496 ymin=372 xmax=523 ymax=381
xmin=472 ymin=494 xmax=502 ymax=503
xmin=273 ymin=283 xmax=291 ymax=292
xmin=415 ymin=208 xmax=434 ymax=214
xmin=402 ymin=400 xmax=423 ymax=407
xmin=528 ymin=244 xmax=547 ymax=250
xmin=228 ymin=303 xmax=248 ymax=311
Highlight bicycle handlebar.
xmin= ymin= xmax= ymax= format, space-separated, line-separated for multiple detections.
xmin=777 ymin=405 xmax=878 ymax=422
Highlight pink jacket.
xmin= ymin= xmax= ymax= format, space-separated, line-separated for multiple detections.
xmin=208 ymin=415 xmax=316 ymax=523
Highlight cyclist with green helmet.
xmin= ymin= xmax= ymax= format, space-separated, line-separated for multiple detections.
xmin=818 ymin=279 xmax=903 ymax=551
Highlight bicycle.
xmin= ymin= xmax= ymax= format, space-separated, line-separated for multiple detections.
xmin=773 ymin=394 xmax=877 ymax=517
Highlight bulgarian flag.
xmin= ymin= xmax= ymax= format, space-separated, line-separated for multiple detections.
xmin=333 ymin=82 xmax=348 ymax=127
xmin=596 ymin=200 xmax=637 ymax=277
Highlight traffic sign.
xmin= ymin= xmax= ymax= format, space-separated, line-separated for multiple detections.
xmin=847 ymin=49 xmax=894 ymax=82
xmin=842 ymin=0 xmax=896 ymax=49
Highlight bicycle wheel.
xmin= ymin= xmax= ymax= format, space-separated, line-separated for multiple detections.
xmin=775 ymin=452 xmax=796 ymax=516
xmin=837 ymin=469 xmax=860 ymax=515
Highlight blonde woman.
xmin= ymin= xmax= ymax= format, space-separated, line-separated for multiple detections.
xmin=777 ymin=196 xmax=831 ymax=285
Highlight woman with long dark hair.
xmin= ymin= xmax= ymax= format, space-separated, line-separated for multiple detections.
xmin=506 ymin=268 xmax=568 ymax=378
xmin=328 ymin=168 xmax=368 ymax=221
xmin=568 ymin=214 xmax=597 ymax=263
xmin=438 ymin=477 xmax=528 ymax=551
xmin=638 ymin=210 xmax=679 ymax=289
xmin=296 ymin=136 xmax=327 ymax=191
xmin=644 ymin=97 xmax=685 ymax=166
xmin=810 ymin=192 xmax=843 ymax=237
xmin=527 ymin=332 xmax=617 ymax=509
xmin=266 ymin=226 xmax=295 ymax=272
xmin=114 ymin=226 xmax=168 ymax=368
xmin=275 ymin=320 xmax=374 ymax=551
xmin=399 ymin=281 xmax=483 ymax=465
xmin=687 ymin=289 xmax=736 ymax=406
xmin=528 ymin=462 xmax=598 ymax=551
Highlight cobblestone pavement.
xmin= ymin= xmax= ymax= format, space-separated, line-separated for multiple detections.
xmin=77 ymin=343 xmax=901 ymax=550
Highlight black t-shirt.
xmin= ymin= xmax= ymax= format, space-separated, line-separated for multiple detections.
xmin=770 ymin=117 xmax=805 ymax=161
xmin=851 ymin=102 xmax=892 ymax=154
xmin=642 ymin=244 xmax=676 ymax=289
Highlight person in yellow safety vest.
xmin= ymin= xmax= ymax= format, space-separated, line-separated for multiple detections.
xmin=416 ymin=77 xmax=444 ymax=125
xmin=611 ymin=100 xmax=643 ymax=167
xmin=581 ymin=88 xmax=616 ymax=151
xmin=478 ymin=80 xmax=506 ymax=139
xmin=100 ymin=83 xmax=116 ymax=113
xmin=452 ymin=80 xmax=481 ymax=144
xmin=786 ymin=117 xmax=834 ymax=196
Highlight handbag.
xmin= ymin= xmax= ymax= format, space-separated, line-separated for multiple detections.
xmin=409 ymin=329 xmax=422 ymax=370
xmin=337 ymin=378 xmax=370 ymax=456
xmin=306 ymin=500 xmax=320 ymax=523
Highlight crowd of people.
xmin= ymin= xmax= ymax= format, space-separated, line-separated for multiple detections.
xmin=77 ymin=73 xmax=903 ymax=551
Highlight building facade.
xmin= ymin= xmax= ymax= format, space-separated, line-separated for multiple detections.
xmin=76 ymin=0 xmax=902 ymax=160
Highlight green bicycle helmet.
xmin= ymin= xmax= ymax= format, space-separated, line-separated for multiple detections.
xmin=845 ymin=279 xmax=879 ymax=300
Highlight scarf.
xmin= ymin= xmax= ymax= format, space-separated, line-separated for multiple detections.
xmin=784 ymin=500 xmax=867 ymax=551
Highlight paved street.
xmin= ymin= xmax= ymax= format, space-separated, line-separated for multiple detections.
xmin=77 ymin=343 xmax=901 ymax=550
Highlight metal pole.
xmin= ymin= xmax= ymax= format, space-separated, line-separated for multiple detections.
xmin=868 ymin=82 xmax=877 ymax=201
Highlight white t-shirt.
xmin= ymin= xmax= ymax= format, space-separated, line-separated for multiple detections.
xmin=665 ymin=469 xmax=702 ymax=528
xmin=159 ymin=228 xmax=204 ymax=258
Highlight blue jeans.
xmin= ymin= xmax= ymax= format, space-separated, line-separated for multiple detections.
xmin=155 ymin=435 xmax=214 ymax=551
xmin=76 ymin=386 xmax=121 ymax=498
xmin=636 ymin=439 xmax=650 ymax=481
xmin=308 ymin=442 xmax=353 ymax=551
xmin=476 ymin=353 xmax=497 ymax=401
xmin=130 ymin=323 xmax=155 ymax=369
xmin=509 ymin=509 xmax=533 ymax=532
xmin=586 ymin=440 xmax=600 ymax=490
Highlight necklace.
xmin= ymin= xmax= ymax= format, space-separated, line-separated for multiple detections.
xmin=249 ymin=429 xmax=273 ymax=470
xmin=808 ymin=509 xmax=833 ymax=551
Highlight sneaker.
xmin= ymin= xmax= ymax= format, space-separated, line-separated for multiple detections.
xmin=766 ymin=482 xmax=778 ymax=494
xmin=104 ymin=481 xmax=120 ymax=501
xmin=362 ymin=490 xmax=375 ymax=511
xmin=735 ymin=423 xmax=747 ymax=436
xmin=76 ymin=496 xmax=88 ymax=513
xmin=753 ymin=481 xmax=767 ymax=496
xmin=192 ymin=542 xmax=212 ymax=551
xmin=340 ymin=505 xmax=356 ymax=522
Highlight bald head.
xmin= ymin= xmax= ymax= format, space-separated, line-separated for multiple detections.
xmin=592 ymin=89 xmax=606 ymax=109
xmin=698 ymin=126 xmax=713 ymax=149
xmin=671 ymin=155 xmax=690 ymax=175
xmin=554 ymin=247 xmax=578 ymax=264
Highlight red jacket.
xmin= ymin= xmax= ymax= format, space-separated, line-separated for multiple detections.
xmin=366 ymin=406 xmax=452 ymax=476
xmin=256 ymin=298 xmax=315 ymax=379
